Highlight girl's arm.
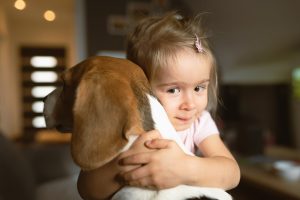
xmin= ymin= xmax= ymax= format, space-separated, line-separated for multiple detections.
xmin=188 ymin=134 xmax=240 ymax=189
xmin=120 ymin=134 xmax=240 ymax=190
xmin=77 ymin=156 xmax=123 ymax=200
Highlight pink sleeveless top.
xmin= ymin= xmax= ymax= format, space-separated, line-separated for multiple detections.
xmin=177 ymin=111 xmax=219 ymax=154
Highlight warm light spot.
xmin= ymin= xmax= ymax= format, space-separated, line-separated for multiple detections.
xmin=14 ymin=0 xmax=26 ymax=10
xmin=32 ymin=101 xmax=44 ymax=113
xmin=31 ymin=86 xmax=56 ymax=98
xmin=31 ymin=71 xmax=58 ymax=83
xmin=32 ymin=116 xmax=46 ymax=128
xmin=44 ymin=10 xmax=56 ymax=21
xmin=30 ymin=56 xmax=57 ymax=68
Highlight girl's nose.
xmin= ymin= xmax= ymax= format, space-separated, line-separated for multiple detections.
xmin=180 ymin=93 xmax=196 ymax=110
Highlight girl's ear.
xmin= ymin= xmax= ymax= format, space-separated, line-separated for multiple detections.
xmin=71 ymin=71 xmax=144 ymax=171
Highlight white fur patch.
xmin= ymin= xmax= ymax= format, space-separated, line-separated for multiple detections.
xmin=111 ymin=94 xmax=232 ymax=200
xmin=120 ymin=135 xmax=138 ymax=153
xmin=146 ymin=94 xmax=193 ymax=155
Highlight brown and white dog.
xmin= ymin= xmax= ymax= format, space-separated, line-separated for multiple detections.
xmin=43 ymin=56 xmax=232 ymax=200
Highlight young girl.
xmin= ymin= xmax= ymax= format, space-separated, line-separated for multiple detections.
xmin=77 ymin=12 xmax=240 ymax=200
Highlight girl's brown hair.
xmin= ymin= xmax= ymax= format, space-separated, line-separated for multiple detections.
xmin=126 ymin=12 xmax=218 ymax=115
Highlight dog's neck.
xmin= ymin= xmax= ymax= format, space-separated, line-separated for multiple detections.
xmin=120 ymin=94 xmax=193 ymax=156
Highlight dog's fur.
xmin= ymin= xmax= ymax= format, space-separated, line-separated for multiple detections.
xmin=43 ymin=56 xmax=232 ymax=200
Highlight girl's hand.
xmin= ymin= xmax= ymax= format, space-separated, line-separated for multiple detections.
xmin=116 ymin=130 xmax=161 ymax=181
xmin=118 ymin=136 xmax=189 ymax=189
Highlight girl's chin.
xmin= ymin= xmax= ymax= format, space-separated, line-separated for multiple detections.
xmin=174 ymin=123 xmax=192 ymax=131
xmin=173 ymin=118 xmax=193 ymax=131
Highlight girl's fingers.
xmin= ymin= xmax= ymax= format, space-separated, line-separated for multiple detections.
xmin=145 ymin=138 xmax=172 ymax=149
xmin=121 ymin=165 xmax=159 ymax=189
xmin=146 ymin=130 xmax=162 ymax=139
xmin=119 ymin=152 xmax=152 ymax=166
xmin=121 ymin=164 xmax=151 ymax=182
xmin=118 ymin=164 xmax=141 ymax=174
xmin=136 ymin=130 xmax=161 ymax=144
xmin=127 ymin=178 xmax=156 ymax=190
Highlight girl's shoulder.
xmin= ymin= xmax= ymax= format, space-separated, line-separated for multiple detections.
xmin=178 ymin=111 xmax=215 ymax=134
xmin=195 ymin=110 xmax=214 ymax=126
xmin=193 ymin=110 xmax=219 ymax=144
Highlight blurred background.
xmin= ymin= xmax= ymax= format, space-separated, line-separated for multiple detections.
xmin=0 ymin=0 xmax=300 ymax=199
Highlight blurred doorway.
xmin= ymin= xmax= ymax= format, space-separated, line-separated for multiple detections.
xmin=21 ymin=47 xmax=66 ymax=141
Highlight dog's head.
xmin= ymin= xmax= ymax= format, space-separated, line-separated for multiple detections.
xmin=43 ymin=56 xmax=154 ymax=170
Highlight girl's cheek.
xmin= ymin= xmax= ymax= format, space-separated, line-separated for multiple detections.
xmin=165 ymin=101 xmax=179 ymax=113
xmin=155 ymin=92 xmax=168 ymax=104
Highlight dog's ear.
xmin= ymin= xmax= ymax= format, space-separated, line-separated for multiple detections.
xmin=71 ymin=69 xmax=144 ymax=171
xmin=43 ymin=82 xmax=74 ymax=133
xmin=43 ymin=87 xmax=63 ymax=128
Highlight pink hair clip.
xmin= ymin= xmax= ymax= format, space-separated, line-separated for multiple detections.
xmin=194 ymin=34 xmax=204 ymax=53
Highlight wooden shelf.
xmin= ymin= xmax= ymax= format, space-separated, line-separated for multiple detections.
xmin=34 ymin=130 xmax=71 ymax=144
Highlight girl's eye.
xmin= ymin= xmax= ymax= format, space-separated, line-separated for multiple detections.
xmin=195 ymin=85 xmax=206 ymax=92
xmin=167 ymin=88 xmax=180 ymax=94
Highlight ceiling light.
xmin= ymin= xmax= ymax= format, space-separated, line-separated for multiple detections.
xmin=44 ymin=10 xmax=56 ymax=22
xmin=14 ymin=0 xmax=26 ymax=10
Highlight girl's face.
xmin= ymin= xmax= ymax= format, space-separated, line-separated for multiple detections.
xmin=151 ymin=49 xmax=211 ymax=131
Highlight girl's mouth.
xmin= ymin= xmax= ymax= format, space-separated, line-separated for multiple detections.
xmin=176 ymin=116 xmax=193 ymax=123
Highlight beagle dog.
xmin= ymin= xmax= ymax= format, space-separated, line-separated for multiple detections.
xmin=43 ymin=56 xmax=232 ymax=200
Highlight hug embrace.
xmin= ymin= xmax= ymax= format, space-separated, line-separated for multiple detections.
xmin=44 ymin=11 xmax=240 ymax=200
